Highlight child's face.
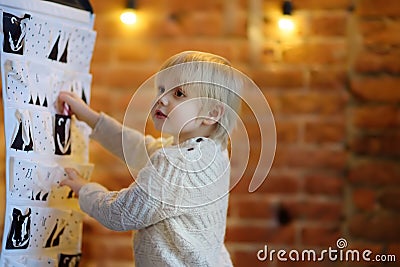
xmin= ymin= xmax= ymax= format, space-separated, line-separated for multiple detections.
xmin=151 ymin=85 xmax=206 ymax=142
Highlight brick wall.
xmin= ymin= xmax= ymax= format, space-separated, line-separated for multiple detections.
xmin=0 ymin=0 xmax=399 ymax=266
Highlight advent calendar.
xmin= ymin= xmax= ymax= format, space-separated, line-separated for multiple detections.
xmin=0 ymin=0 xmax=96 ymax=266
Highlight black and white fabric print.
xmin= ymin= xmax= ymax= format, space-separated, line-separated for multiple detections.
xmin=4 ymin=207 xmax=83 ymax=251
xmin=6 ymin=208 xmax=32 ymax=250
xmin=35 ymin=208 xmax=82 ymax=250
xmin=59 ymin=253 xmax=81 ymax=267
xmin=1 ymin=255 xmax=56 ymax=267
xmin=68 ymin=27 xmax=96 ymax=71
xmin=24 ymin=15 xmax=52 ymax=59
xmin=71 ymin=119 xmax=91 ymax=161
xmin=27 ymin=61 xmax=52 ymax=108
xmin=44 ymin=219 xmax=67 ymax=248
xmin=9 ymin=158 xmax=39 ymax=201
xmin=2 ymin=12 xmax=30 ymax=54
xmin=47 ymin=25 xmax=71 ymax=63
xmin=4 ymin=59 xmax=30 ymax=105
xmin=10 ymin=109 xmax=33 ymax=152
xmin=54 ymin=114 xmax=71 ymax=155
xmin=70 ymin=73 xmax=92 ymax=104
xmin=31 ymin=110 xmax=55 ymax=153
xmin=9 ymin=158 xmax=62 ymax=202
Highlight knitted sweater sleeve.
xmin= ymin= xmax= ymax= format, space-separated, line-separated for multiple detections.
xmin=90 ymin=112 xmax=151 ymax=170
xmin=90 ymin=112 xmax=173 ymax=170
xmin=78 ymin=149 xmax=184 ymax=231
xmin=78 ymin=183 xmax=177 ymax=232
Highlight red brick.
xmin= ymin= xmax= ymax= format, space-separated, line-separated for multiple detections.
xmin=309 ymin=69 xmax=348 ymax=90
xmin=276 ymin=260 xmax=338 ymax=267
xmin=231 ymin=249 xmax=268 ymax=267
xmin=255 ymin=175 xmax=301 ymax=194
xmin=387 ymin=243 xmax=400 ymax=266
xmin=305 ymin=120 xmax=346 ymax=143
xmin=157 ymin=39 xmax=236 ymax=62
xmin=282 ymin=41 xmax=347 ymax=65
xmin=91 ymin=41 xmax=113 ymax=64
xmin=276 ymin=121 xmax=299 ymax=144
xmin=167 ymin=0 xmax=224 ymax=12
xmin=350 ymin=131 xmax=400 ymax=157
xmin=261 ymin=42 xmax=280 ymax=64
xmin=350 ymin=77 xmax=400 ymax=103
xmin=357 ymin=0 xmax=400 ymax=16
xmin=309 ymin=13 xmax=348 ymax=37
xmin=348 ymin=161 xmax=400 ymax=186
xmin=378 ymin=189 xmax=400 ymax=212
xmin=292 ymin=0 xmax=351 ymax=10
xmin=82 ymin=234 xmax=133 ymax=261
xmin=274 ymin=146 xmax=348 ymax=170
xmin=249 ymin=68 xmax=305 ymax=89
xmin=301 ymin=225 xmax=342 ymax=247
xmin=180 ymin=11 xmax=224 ymax=37
xmin=352 ymin=188 xmax=377 ymax=211
xmin=92 ymin=65 xmax=155 ymax=90
xmin=286 ymin=199 xmax=344 ymax=222
xmin=354 ymin=50 xmax=400 ymax=74
xmin=351 ymin=105 xmax=400 ymax=130
xmin=349 ymin=213 xmax=400 ymax=242
xmin=114 ymin=40 xmax=156 ymax=62
xmin=226 ymin=224 xmax=296 ymax=245
xmin=228 ymin=197 xmax=275 ymax=219
xmin=304 ymin=174 xmax=344 ymax=196
xmin=359 ymin=19 xmax=400 ymax=45
xmin=280 ymin=92 xmax=348 ymax=115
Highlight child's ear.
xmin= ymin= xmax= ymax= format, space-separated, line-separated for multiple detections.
xmin=203 ymin=104 xmax=224 ymax=126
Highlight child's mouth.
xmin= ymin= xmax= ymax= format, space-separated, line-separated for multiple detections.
xmin=155 ymin=110 xmax=167 ymax=119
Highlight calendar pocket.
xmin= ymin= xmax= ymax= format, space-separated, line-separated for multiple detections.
xmin=2 ymin=11 xmax=30 ymax=55
xmin=1 ymin=255 xmax=56 ymax=267
xmin=24 ymin=15 xmax=52 ymax=59
xmin=30 ymin=110 xmax=55 ymax=154
xmin=27 ymin=61 xmax=52 ymax=108
xmin=9 ymin=109 xmax=34 ymax=152
xmin=47 ymin=22 xmax=73 ymax=64
xmin=9 ymin=157 xmax=62 ymax=202
xmin=71 ymin=118 xmax=91 ymax=162
xmin=5 ymin=206 xmax=83 ymax=251
xmin=4 ymin=59 xmax=30 ymax=106
xmin=68 ymin=27 xmax=96 ymax=71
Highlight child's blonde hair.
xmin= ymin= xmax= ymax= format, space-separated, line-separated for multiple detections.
xmin=158 ymin=51 xmax=242 ymax=148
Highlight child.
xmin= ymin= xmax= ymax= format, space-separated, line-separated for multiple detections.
xmin=59 ymin=51 xmax=243 ymax=266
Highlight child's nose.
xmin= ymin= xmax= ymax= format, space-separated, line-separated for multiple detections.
xmin=158 ymin=94 xmax=169 ymax=105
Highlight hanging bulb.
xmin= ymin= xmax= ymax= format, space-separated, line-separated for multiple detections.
xmin=278 ymin=0 xmax=295 ymax=32
xmin=120 ymin=9 xmax=137 ymax=25
xmin=120 ymin=0 xmax=137 ymax=25
xmin=278 ymin=17 xmax=294 ymax=31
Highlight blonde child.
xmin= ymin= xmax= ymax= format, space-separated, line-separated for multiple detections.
xmin=59 ymin=51 xmax=243 ymax=266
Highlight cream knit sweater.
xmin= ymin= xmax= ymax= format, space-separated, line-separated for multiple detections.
xmin=78 ymin=113 xmax=233 ymax=267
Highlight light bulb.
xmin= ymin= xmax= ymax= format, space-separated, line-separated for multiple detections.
xmin=120 ymin=9 xmax=137 ymax=25
xmin=278 ymin=16 xmax=294 ymax=32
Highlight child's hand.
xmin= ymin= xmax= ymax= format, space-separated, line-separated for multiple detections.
xmin=57 ymin=91 xmax=100 ymax=128
xmin=60 ymin=168 xmax=89 ymax=197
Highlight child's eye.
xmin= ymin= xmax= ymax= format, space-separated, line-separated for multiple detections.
xmin=174 ymin=88 xmax=186 ymax=98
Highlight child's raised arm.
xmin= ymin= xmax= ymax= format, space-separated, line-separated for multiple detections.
xmin=57 ymin=91 xmax=100 ymax=129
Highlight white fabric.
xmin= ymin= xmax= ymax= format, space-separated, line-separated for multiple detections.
xmin=79 ymin=113 xmax=233 ymax=267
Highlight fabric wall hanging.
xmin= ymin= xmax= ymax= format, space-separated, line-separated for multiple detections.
xmin=0 ymin=0 xmax=95 ymax=266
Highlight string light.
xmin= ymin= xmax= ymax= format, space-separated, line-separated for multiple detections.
xmin=120 ymin=0 xmax=137 ymax=25
xmin=278 ymin=0 xmax=295 ymax=32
